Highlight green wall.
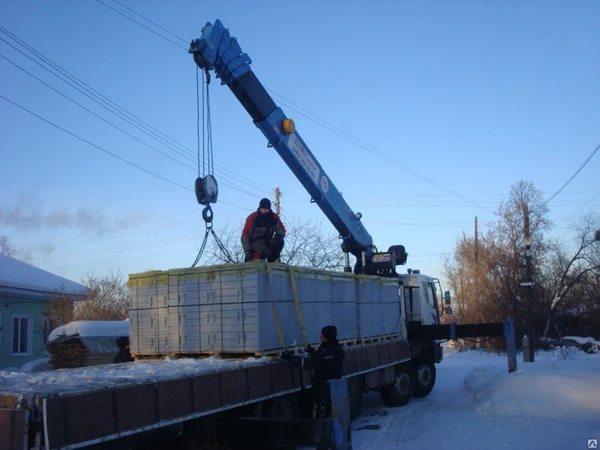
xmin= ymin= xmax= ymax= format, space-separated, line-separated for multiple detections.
xmin=0 ymin=296 xmax=50 ymax=370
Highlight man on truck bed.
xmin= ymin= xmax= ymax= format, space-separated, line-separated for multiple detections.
xmin=281 ymin=325 xmax=345 ymax=418
xmin=241 ymin=198 xmax=286 ymax=262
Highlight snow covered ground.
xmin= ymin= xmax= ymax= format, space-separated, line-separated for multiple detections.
xmin=1 ymin=343 xmax=599 ymax=449
xmin=352 ymin=347 xmax=600 ymax=450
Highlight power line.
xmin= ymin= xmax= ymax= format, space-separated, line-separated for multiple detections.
xmin=543 ymin=142 xmax=600 ymax=205
xmin=94 ymin=0 xmax=188 ymax=50
xmin=92 ymin=2 xmax=497 ymax=215
xmin=0 ymin=27 xmax=194 ymax=161
xmin=0 ymin=26 xmax=272 ymax=197
xmin=109 ymin=0 xmax=189 ymax=45
xmin=268 ymin=90 xmax=497 ymax=215
xmin=0 ymin=52 xmax=195 ymax=170
xmin=0 ymin=93 xmax=190 ymax=190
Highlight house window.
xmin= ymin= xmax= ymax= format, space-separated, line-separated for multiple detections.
xmin=12 ymin=315 xmax=33 ymax=355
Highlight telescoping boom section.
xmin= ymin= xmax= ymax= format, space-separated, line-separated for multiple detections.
xmin=189 ymin=20 xmax=375 ymax=262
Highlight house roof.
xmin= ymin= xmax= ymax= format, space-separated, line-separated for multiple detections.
xmin=0 ymin=254 xmax=87 ymax=297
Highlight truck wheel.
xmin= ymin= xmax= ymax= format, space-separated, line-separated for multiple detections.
xmin=380 ymin=363 xmax=414 ymax=407
xmin=412 ymin=358 xmax=436 ymax=398
xmin=261 ymin=395 xmax=300 ymax=419
xmin=347 ymin=376 xmax=364 ymax=420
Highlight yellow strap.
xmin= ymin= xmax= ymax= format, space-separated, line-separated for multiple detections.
xmin=289 ymin=266 xmax=308 ymax=347
xmin=265 ymin=261 xmax=285 ymax=349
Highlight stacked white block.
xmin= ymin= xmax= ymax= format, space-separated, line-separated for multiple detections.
xmin=129 ymin=262 xmax=405 ymax=356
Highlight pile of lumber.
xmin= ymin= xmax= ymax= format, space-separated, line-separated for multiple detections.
xmin=46 ymin=339 xmax=114 ymax=369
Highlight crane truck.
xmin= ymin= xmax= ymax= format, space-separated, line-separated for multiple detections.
xmin=0 ymin=19 xmax=515 ymax=450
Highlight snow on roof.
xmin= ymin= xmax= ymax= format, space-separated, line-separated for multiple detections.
xmin=48 ymin=320 xmax=130 ymax=343
xmin=0 ymin=254 xmax=87 ymax=296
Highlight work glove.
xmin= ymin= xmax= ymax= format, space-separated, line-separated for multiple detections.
xmin=244 ymin=251 xmax=253 ymax=262
xmin=305 ymin=345 xmax=315 ymax=355
xmin=280 ymin=350 xmax=293 ymax=361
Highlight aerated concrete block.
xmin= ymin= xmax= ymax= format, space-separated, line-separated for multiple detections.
xmin=128 ymin=262 xmax=403 ymax=356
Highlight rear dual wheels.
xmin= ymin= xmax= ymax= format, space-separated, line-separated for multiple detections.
xmin=380 ymin=363 xmax=414 ymax=407
xmin=412 ymin=357 xmax=436 ymax=398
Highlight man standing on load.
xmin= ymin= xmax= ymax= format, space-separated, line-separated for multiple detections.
xmin=241 ymin=198 xmax=286 ymax=262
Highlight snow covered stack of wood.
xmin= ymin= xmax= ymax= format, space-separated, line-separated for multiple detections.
xmin=46 ymin=320 xmax=129 ymax=368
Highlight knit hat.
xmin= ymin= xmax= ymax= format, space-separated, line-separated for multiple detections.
xmin=116 ymin=336 xmax=130 ymax=350
xmin=321 ymin=325 xmax=337 ymax=341
xmin=259 ymin=198 xmax=271 ymax=208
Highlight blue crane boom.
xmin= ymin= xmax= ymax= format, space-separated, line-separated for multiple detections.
xmin=190 ymin=20 xmax=406 ymax=272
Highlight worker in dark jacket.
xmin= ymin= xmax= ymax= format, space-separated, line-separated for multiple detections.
xmin=281 ymin=325 xmax=345 ymax=418
xmin=113 ymin=336 xmax=134 ymax=363
xmin=241 ymin=198 xmax=286 ymax=262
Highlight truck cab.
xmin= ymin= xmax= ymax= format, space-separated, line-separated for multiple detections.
xmin=400 ymin=270 xmax=444 ymax=327
xmin=399 ymin=269 xmax=451 ymax=394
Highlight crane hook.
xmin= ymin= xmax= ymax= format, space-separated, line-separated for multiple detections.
xmin=202 ymin=205 xmax=214 ymax=224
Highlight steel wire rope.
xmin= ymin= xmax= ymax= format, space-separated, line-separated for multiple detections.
xmin=0 ymin=28 xmax=194 ymax=162
xmin=90 ymin=3 xmax=494 ymax=212
xmin=0 ymin=93 xmax=253 ymax=212
xmin=0 ymin=26 xmax=272 ymax=196
xmin=190 ymin=49 xmax=234 ymax=267
xmin=0 ymin=94 xmax=246 ymax=266
xmin=0 ymin=52 xmax=259 ymax=199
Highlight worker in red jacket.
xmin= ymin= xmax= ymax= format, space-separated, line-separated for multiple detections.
xmin=241 ymin=198 xmax=286 ymax=262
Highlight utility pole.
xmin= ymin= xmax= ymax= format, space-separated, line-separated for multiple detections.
xmin=274 ymin=187 xmax=282 ymax=215
xmin=522 ymin=204 xmax=535 ymax=362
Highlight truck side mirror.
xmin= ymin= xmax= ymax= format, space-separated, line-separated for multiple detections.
xmin=444 ymin=291 xmax=451 ymax=305
xmin=445 ymin=306 xmax=453 ymax=315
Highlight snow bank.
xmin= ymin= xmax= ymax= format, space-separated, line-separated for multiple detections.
xmin=464 ymin=352 xmax=600 ymax=418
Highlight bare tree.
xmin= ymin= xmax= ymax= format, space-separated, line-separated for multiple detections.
xmin=200 ymin=216 xmax=344 ymax=270
xmin=75 ymin=269 xmax=129 ymax=320
xmin=46 ymin=269 xmax=129 ymax=327
xmin=45 ymin=294 xmax=76 ymax=330
xmin=0 ymin=235 xmax=16 ymax=256
xmin=444 ymin=181 xmax=552 ymax=344
xmin=280 ymin=217 xmax=344 ymax=269
xmin=541 ymin=212 xmax=600 ymax=338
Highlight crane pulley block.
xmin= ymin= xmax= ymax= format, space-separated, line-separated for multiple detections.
xmin=195 ymin=175 xmax=218 ymax=206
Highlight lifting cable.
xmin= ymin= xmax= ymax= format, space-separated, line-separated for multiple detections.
xmin=191 ymin=67 xmax=234 ymax=267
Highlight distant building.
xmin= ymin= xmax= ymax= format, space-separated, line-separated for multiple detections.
xmin=0 ymin=254 xmax=87 ymax=369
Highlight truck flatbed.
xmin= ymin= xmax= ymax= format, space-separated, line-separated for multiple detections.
xmin=0 ymin=338 xmax=409 ymax=449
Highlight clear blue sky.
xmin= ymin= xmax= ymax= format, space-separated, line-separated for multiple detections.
xmin=1 ymin=0 xmax=598 ymax=284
